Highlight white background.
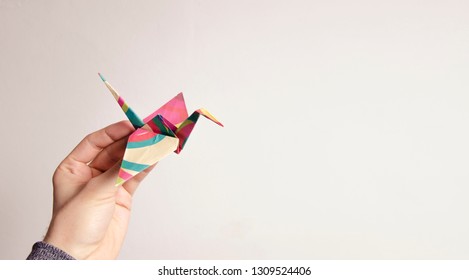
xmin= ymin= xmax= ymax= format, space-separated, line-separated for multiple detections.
xmin=1 ymin=0 xmax=469 ymax=259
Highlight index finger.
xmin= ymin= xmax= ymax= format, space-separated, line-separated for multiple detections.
xmin=67 ymin=120 xmax=135 ymax=164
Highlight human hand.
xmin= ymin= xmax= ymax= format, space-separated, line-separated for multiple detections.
xmin=44 ymin=120 xmax=155 ymax=259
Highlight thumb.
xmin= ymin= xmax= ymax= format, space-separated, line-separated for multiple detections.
xmin=83 ymin=161 xmax=122 ymax=200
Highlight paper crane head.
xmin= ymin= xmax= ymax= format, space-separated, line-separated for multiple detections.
xmin=98 ymin=73 xmax=223 ymax=186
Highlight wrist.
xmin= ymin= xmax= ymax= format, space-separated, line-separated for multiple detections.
xmin=44 ymin=218 xmax=94 ymax=260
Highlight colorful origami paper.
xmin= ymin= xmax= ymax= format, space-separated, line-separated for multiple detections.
xmin=98 ymin=73 xmax=223 ymax=186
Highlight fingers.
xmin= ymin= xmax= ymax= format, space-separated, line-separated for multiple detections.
xmin=83 ymin=162 xmax=156 ymax=203
xmin=88 ymin=137 xmax=128 ymax=173
xmin=83 ymin=161 xmax=122 ymax=200
xmin=122 ymin=164 xmax=157 ymax=196
xmin=67 ymin=121 xmax=134 ymax=165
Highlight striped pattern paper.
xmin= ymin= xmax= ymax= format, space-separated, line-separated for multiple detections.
xmin=98 ymin=73 xmax=145 ymax=128
xmin=116 ymin=128 xmax=179 ymax=186
xmin=175 ymin=108 xmax=223 ymax=153
xmin=99 ymin=73 xmax=223 ymax=186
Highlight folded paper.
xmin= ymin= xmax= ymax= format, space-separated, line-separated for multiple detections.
xmin=98 ymin=73 xmax=223 ymax=186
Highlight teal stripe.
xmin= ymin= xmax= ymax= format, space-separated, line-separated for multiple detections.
xmin=151 ymin=115 xmax=176 ymax=137
xmin=98 ymin=72 xmax=106 ymax=82
xmin=127 ymin=134 xmax=166 ymax=149
xmin=125 ymin=108 xmax=145 ymax=128
xmin=121 ymin=160 xmax=150 ymax=172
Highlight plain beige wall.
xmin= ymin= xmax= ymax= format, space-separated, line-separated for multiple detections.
xmin=1 ymin=0 xmax=469 ymax=259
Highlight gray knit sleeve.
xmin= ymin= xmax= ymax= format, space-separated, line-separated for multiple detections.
xmin=26 ymin=241 xmax=75 ymax=260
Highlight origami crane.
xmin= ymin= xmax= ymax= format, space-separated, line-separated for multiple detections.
xmin=98 ymin=73 xmax=223 ymax=186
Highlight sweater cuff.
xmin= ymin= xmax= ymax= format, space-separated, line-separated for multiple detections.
xmin=26 ymin=241 xmax=75 ymax=260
